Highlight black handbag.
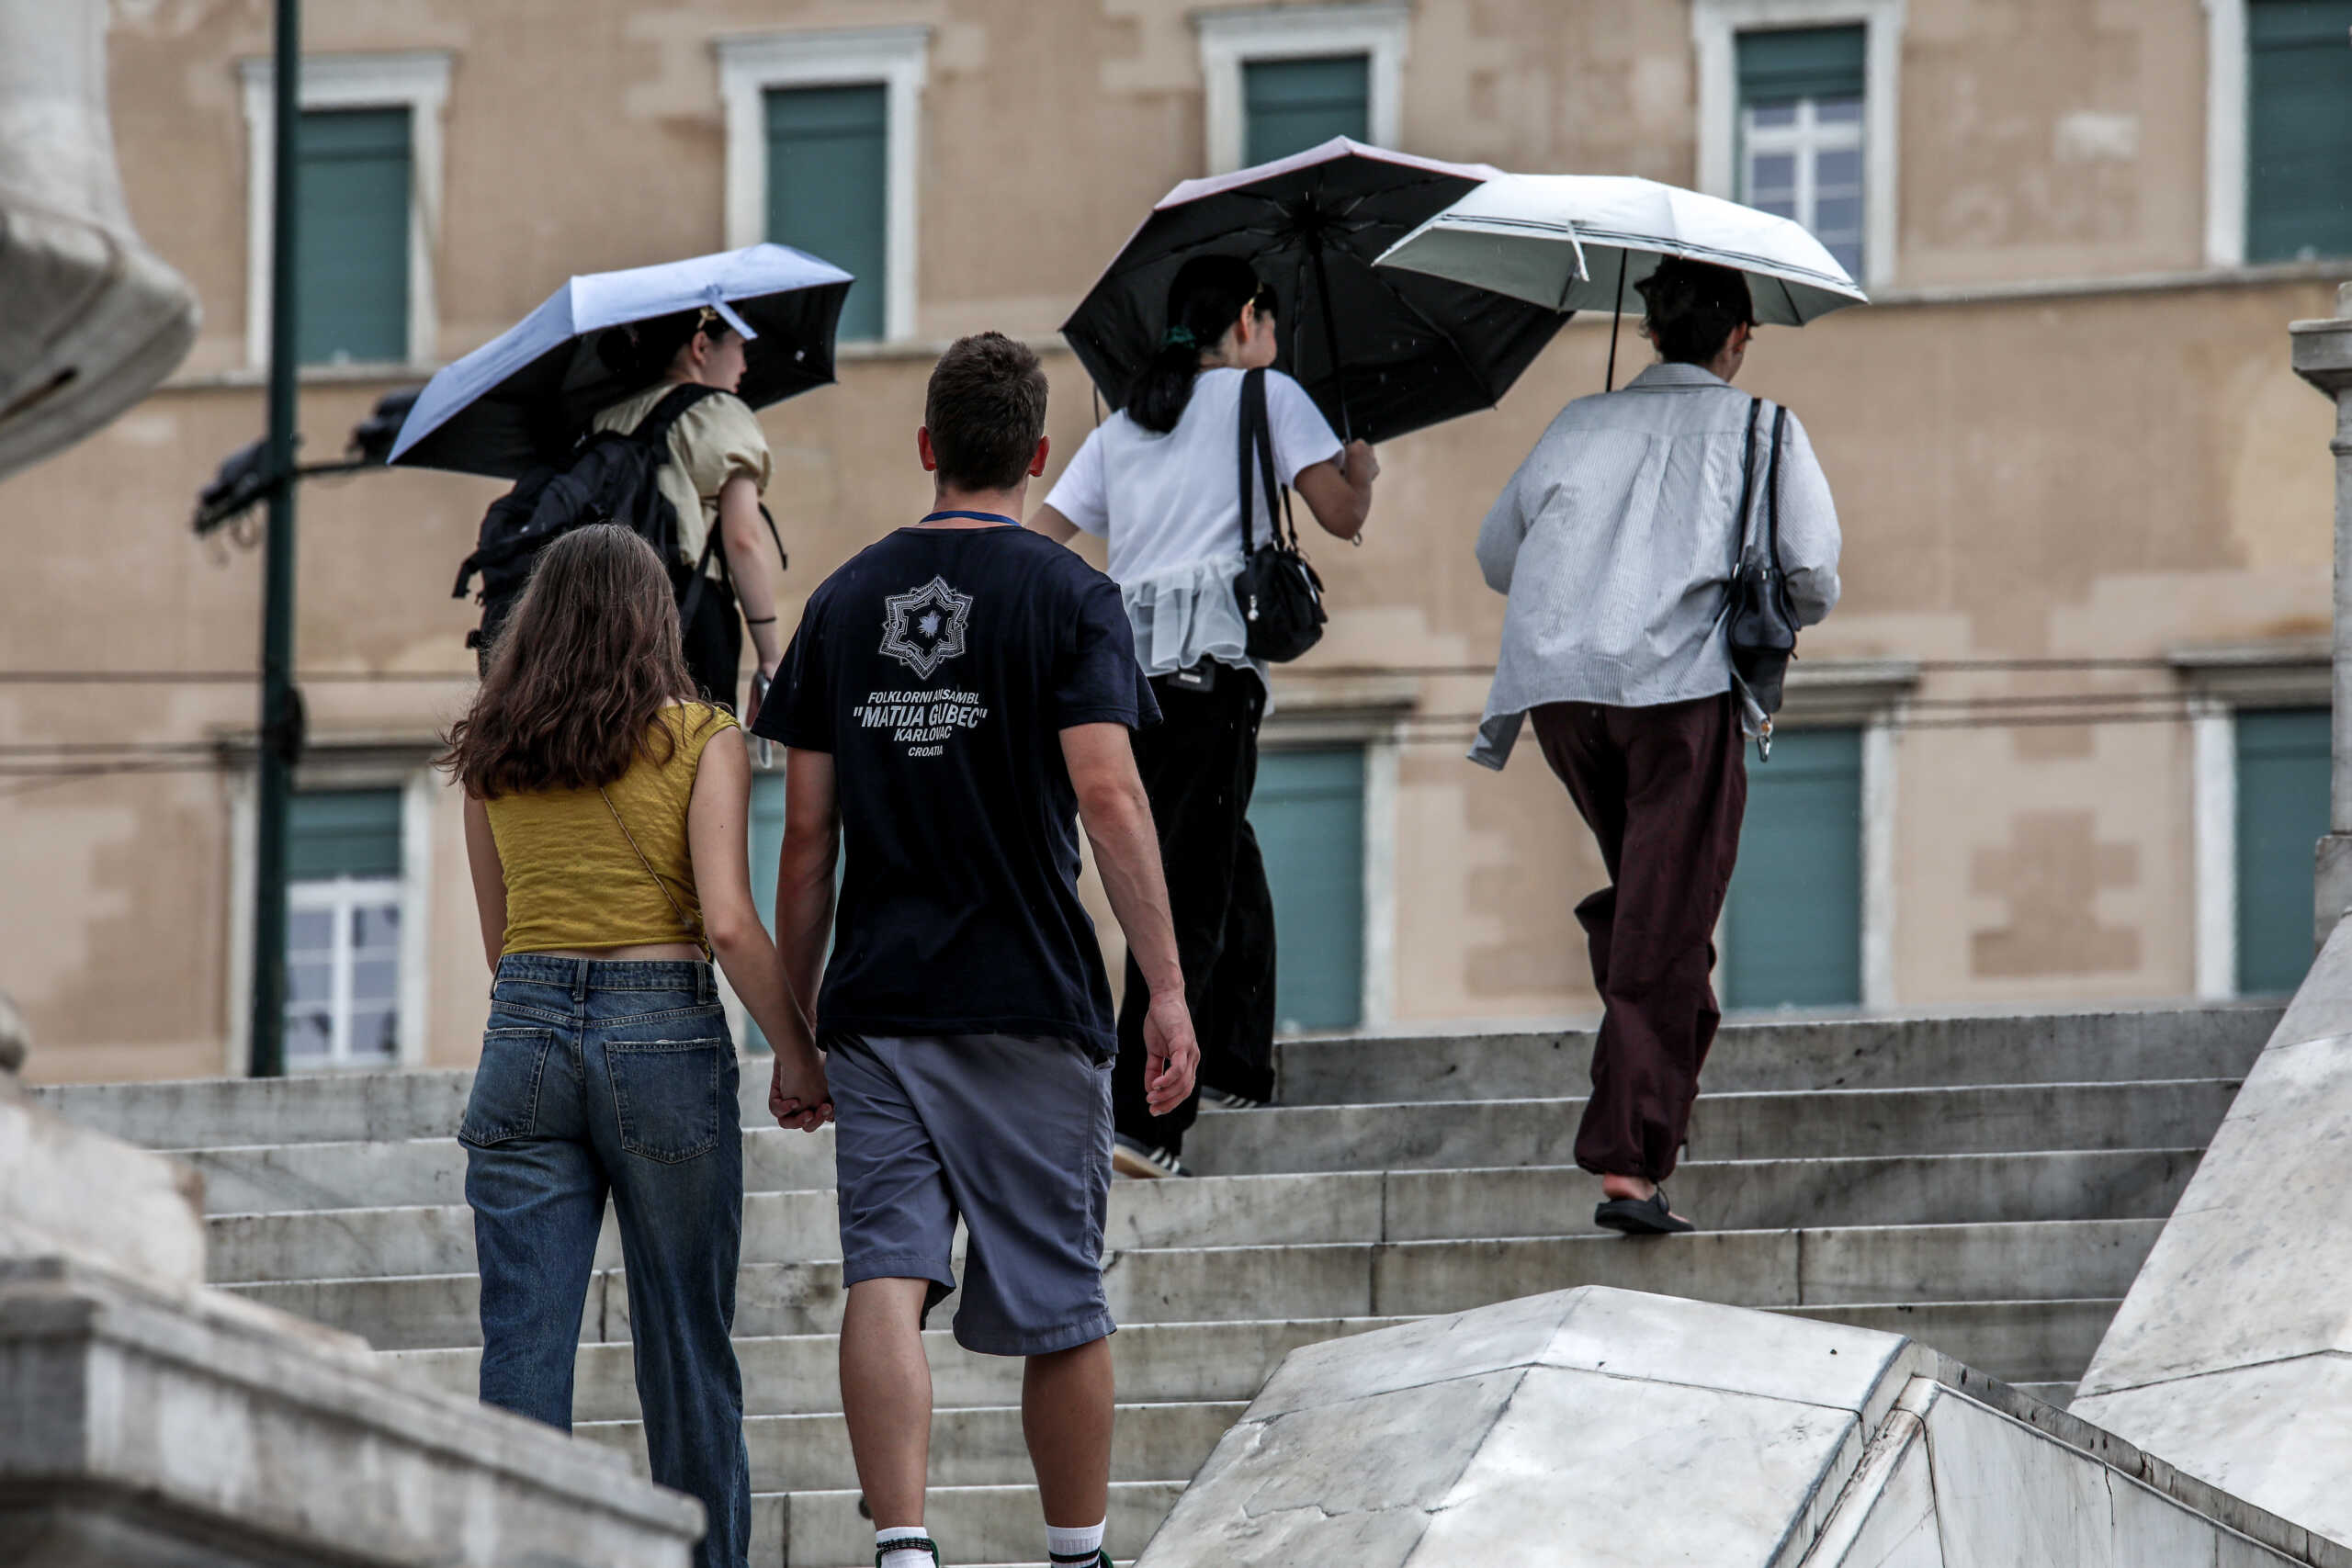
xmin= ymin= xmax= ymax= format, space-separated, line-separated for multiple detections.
xmin=1724 ymin=397 xmax=1798 ymax=750
xmin=1232 ymin=367 xmax=1328 ymax=663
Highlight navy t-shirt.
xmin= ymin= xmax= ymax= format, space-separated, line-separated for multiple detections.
xmin=752 ymin=521 xmax=1159 ymax=1056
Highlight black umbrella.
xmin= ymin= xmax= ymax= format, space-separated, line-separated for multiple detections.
xmin=389 ymin=244 xmax=854 ymax=479
xmin=1060 ymin=139 xmax=1573 ymax=445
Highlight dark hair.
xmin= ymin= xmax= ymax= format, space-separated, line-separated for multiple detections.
xmin=437 ymin=524 xmax=696 ymax=799
xmin=1634 ymin=259 xmax=1757 ymax=365
xmin=595 ymin=308 xmax=738 ymax=388
xmin=1125 ymin=255 xmax=1274 ymax=434
xmin=924 ymin=333 xmax=1049 ymax=491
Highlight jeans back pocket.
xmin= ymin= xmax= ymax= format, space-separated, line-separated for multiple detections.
xmin=461 ymin=1028 xmax=555 ymax=1146
xmin=606 ymin=1037 xmax=728 ymax=1164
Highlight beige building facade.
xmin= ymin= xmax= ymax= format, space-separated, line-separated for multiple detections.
xmin=2 ymin=0 xmax=2341 ymax=1083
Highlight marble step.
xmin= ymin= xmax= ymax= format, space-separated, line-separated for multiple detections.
xmin=578 ymin=1398 xmax=1242 ymax=1493
xmin=1276 ymin=1003 xmax=2278 ymax=1104
xmin=177 ymin=1077 xmax=2233 ymax=1217
xmin=221 ymin=1219 xmax=2160 ymax=1351
xmin=205 ymin=1149 xmax=2198 ymax=1283
xmin=1183 ymin=1079 xmax=2241 ymax=1173
xmin=753 ymin=1481 xmax=1182 ymax=1568
xmin=1780 ymin=1296 xmax=2120 ymax=1386
xmin=40 ymin=1004 xmax=2276 ymax=1152
xmin=381 ymin=1317 xmax=1411 ymax=1423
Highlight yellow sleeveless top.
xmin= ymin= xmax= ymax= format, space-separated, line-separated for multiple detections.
xmin=486 ymin=704 xmax=740 ymax=956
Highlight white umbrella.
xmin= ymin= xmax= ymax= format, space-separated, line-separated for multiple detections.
xmin=1374 ymin=175 xmax=1867 ymax=382
xmin=387 ymin=243 xmax=853 ymax=478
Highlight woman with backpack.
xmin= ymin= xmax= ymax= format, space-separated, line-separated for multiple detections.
xmin=440 ymin=523 xmax=832 ymax=1568
xmin=594 ymin=306 xmax=786 ymax=724
xmin=1029 ymin=254 xmax=1378 ymax=1179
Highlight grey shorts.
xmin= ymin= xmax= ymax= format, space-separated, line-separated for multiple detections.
xmin=828 ymin=1032 xmax=1115 ymax=1357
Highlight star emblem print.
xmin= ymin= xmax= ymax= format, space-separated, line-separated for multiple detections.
xmin=879 ymin=577 xmax=974 ymax=678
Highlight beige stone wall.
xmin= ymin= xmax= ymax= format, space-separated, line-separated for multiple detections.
xmin=1 ymin=0 xmax=2336 ymax=1080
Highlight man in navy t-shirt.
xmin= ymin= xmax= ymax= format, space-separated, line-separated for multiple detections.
xmin=752 ymin=333 xmax=1197 ymax=1568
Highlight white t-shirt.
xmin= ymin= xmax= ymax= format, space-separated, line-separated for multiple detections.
xmin=1045 ymin=367 xmax=1342 ymax=584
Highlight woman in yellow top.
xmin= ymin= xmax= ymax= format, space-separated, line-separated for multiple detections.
xmin=440 ymin=523 xmax=831 ymax=1568
xmin=593 ymin=307 xmax=786 ymax=724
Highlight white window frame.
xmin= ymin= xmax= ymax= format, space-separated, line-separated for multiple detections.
xmin=716 ymin=28 xmax=930 ymax=344
xmin=1194 ymin=3 xmax=1410 ymax=176
xmin=2205 ymin=0 xmax=2249 ymax=269
xmin=285 ymin=874 xmax=406 ymax=1068
xmin=238 ymin=51 xmax=451 ymax=370
xmin=1742 ymin=99 xmax=1866 ymax=276
xmin=227 ymin=763 xmax=433 ymax=1075
xmin=1692 ymin=0 xmax=1902 ymax=291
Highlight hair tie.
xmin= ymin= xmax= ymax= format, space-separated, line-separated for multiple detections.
xmin=1162 ymin=326 xmax=1198 ymax=350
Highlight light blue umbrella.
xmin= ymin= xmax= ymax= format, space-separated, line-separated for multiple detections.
xmin=388 ymin=243 xmax=853 ymax=479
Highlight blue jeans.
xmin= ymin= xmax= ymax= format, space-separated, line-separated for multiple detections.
xmin=460 ymin=955 xmax=749 ymax=1568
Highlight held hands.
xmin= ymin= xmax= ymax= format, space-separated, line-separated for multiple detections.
xmin=769 ymin=1040 xmax=833 ymax=1134
xmin=1142 ymin=988 xmax=1202 ymax=1117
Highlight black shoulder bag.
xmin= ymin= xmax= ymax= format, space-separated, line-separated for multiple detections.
xmin=1725 ymin=398 xmax=1798 ymax=755
xmin=1233 ymin=367 xmax=1328 ymax=662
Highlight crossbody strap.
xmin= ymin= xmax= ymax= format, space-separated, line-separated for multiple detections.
xmin=596 ymin=781 xmax=711 ymax=959
xmin=1730 ymin=396 xmax=1763 ymax=572
xmin=1236 ymin=367 xmax=1298 ymax=559
xmin=1764 ymin=405 xmax=1790 ymax=570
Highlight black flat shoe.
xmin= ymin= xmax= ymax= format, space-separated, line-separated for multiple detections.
xmin=1595 ymin=1189 xmax=1695 ymax=1235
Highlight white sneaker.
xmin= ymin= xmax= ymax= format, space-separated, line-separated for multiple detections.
xmin=1113 ymin=1135 xmax=1192 ymax=1179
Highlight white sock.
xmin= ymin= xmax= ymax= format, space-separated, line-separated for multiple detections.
xmin=876 ymin=1524 xmax=933 ymax=1568
xmin=1047 ymin=1518 xmax=1107 ymax=1563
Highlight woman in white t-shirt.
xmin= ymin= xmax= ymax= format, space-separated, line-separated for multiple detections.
xmin=1031 ymin=254 xmax=1377 ymax=1178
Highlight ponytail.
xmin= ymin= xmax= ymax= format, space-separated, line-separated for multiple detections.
xmin=1125 ymin=255 xmax=1269 ymax=434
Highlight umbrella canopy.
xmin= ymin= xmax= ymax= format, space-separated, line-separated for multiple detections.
xmin=1060 ymin=138 xmax=1573 ymax=445
xmin=388 ymin=243 xmax=853 ymax=478
xmin=1374 ymin=174 xmax=1868 ymax=327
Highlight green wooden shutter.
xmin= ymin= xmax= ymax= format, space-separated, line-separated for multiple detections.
xmin=1722 ymin=728 xmax=1862 ymax=1010
xmin=1249 ymin=748 xmax=1365 ymax=1032
xmin=1736 ymin=26 xmax=1866 ymax=107
xmin=2235 ymin=707 xmax=2331 ymax=994
xmin=1243 ymin=56 xmax=1370 ymax=166
xmin=294 ymin=108 xmax=412 ymax=366
xmin=2248 ymin=1 xmax=2352 ymax=262
xmin=767 ymin=85 xmax=888 ymax=340
xmin=288 ymin=788 xmax=403 ymax=880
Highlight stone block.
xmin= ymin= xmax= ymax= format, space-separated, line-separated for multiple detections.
xmin=0 ymin=1254 xmax=700 ymax=1568
xmin=0 ymin=1086 xmax=204 ymax=1286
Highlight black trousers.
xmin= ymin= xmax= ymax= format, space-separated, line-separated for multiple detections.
xmin=1529 ymin=694 xmax=1747 ymax=1183
xmin=1114 ymin=664 xmax=1278 ymax=1155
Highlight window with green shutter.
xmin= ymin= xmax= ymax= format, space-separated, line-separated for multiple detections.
xmin=285 ymin=788 xmax=405 ymax=1068
xmin=2235 ymin=707 xmax=2330 ymax=994
xmin=1243 ymin=55 xmax=1370 ymax=166
xmin=766 ymin=85 xmax=889 ymax=341
xmin=1249 ymin=747 xmax=1365 ymax=1032
xmin=294 ymin=107 xmax=412 ymax=366
xmin=2247 ymin=1 xmax=2352 ymax=263
xmin=1736 ymin=27 xmax=1866 ymax=279
xmin=1722 ymin=728 xmax=1863 ymax=1010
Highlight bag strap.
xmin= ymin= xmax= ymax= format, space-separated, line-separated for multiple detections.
xmin=596 ymin=777 xmax=711 ymax=959
xmin=1730 ymin=397 xmax=1763 ymax=571
xmin=1237 ymin=367 xmax=1298 ymax=559
xmin=1764 ymin=405 xmax=1790 ymax=570
xmin=632 ymin=381 xmax=721 ymax=449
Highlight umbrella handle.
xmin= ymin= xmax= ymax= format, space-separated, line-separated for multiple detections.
xmin=1604 ymin=249 xmax=1629 ymax=393
xmin=1307 ymin=233 xmax=1352 ymax=443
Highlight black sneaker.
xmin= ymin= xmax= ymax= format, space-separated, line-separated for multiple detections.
xmin=1200 ymin=1085 xmax=1271 ymax=1111
xmin=875 ymin=1539 xmax=941 ymax=1566
xmin=1113 ymin=1134 xmax=1193 ymax=1179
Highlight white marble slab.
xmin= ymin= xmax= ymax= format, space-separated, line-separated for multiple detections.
xmin=1923 ymin=1388 xmax=2116 ymax=1567
xmin=1823 ymin=1422 xmax=1944 ymax=1568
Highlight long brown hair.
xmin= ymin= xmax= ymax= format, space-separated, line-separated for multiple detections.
xmin=440 ymin=524 xmax=696 ymax=798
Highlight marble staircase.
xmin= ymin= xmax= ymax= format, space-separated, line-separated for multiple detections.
xmin=37 ymin=1003 xmax=2277 ymax=1566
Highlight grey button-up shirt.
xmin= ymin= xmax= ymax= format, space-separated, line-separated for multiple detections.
xmin=1471 ymin=362 xmax=1842 ymax=769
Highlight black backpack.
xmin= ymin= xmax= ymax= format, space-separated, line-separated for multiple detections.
xmin=451 ymin=383 xmax=720 ymax=667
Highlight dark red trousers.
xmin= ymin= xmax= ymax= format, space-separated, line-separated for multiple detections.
xmin=1530 ymin=694 xmax=1747 ymax=1182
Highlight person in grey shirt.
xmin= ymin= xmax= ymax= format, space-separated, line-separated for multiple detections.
xmin=1472 ymin=257 xmax=1841 ymax=1235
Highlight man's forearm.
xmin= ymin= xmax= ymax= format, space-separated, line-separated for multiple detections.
xmin=1081 ymin=784 xmax=1184 ymax=997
